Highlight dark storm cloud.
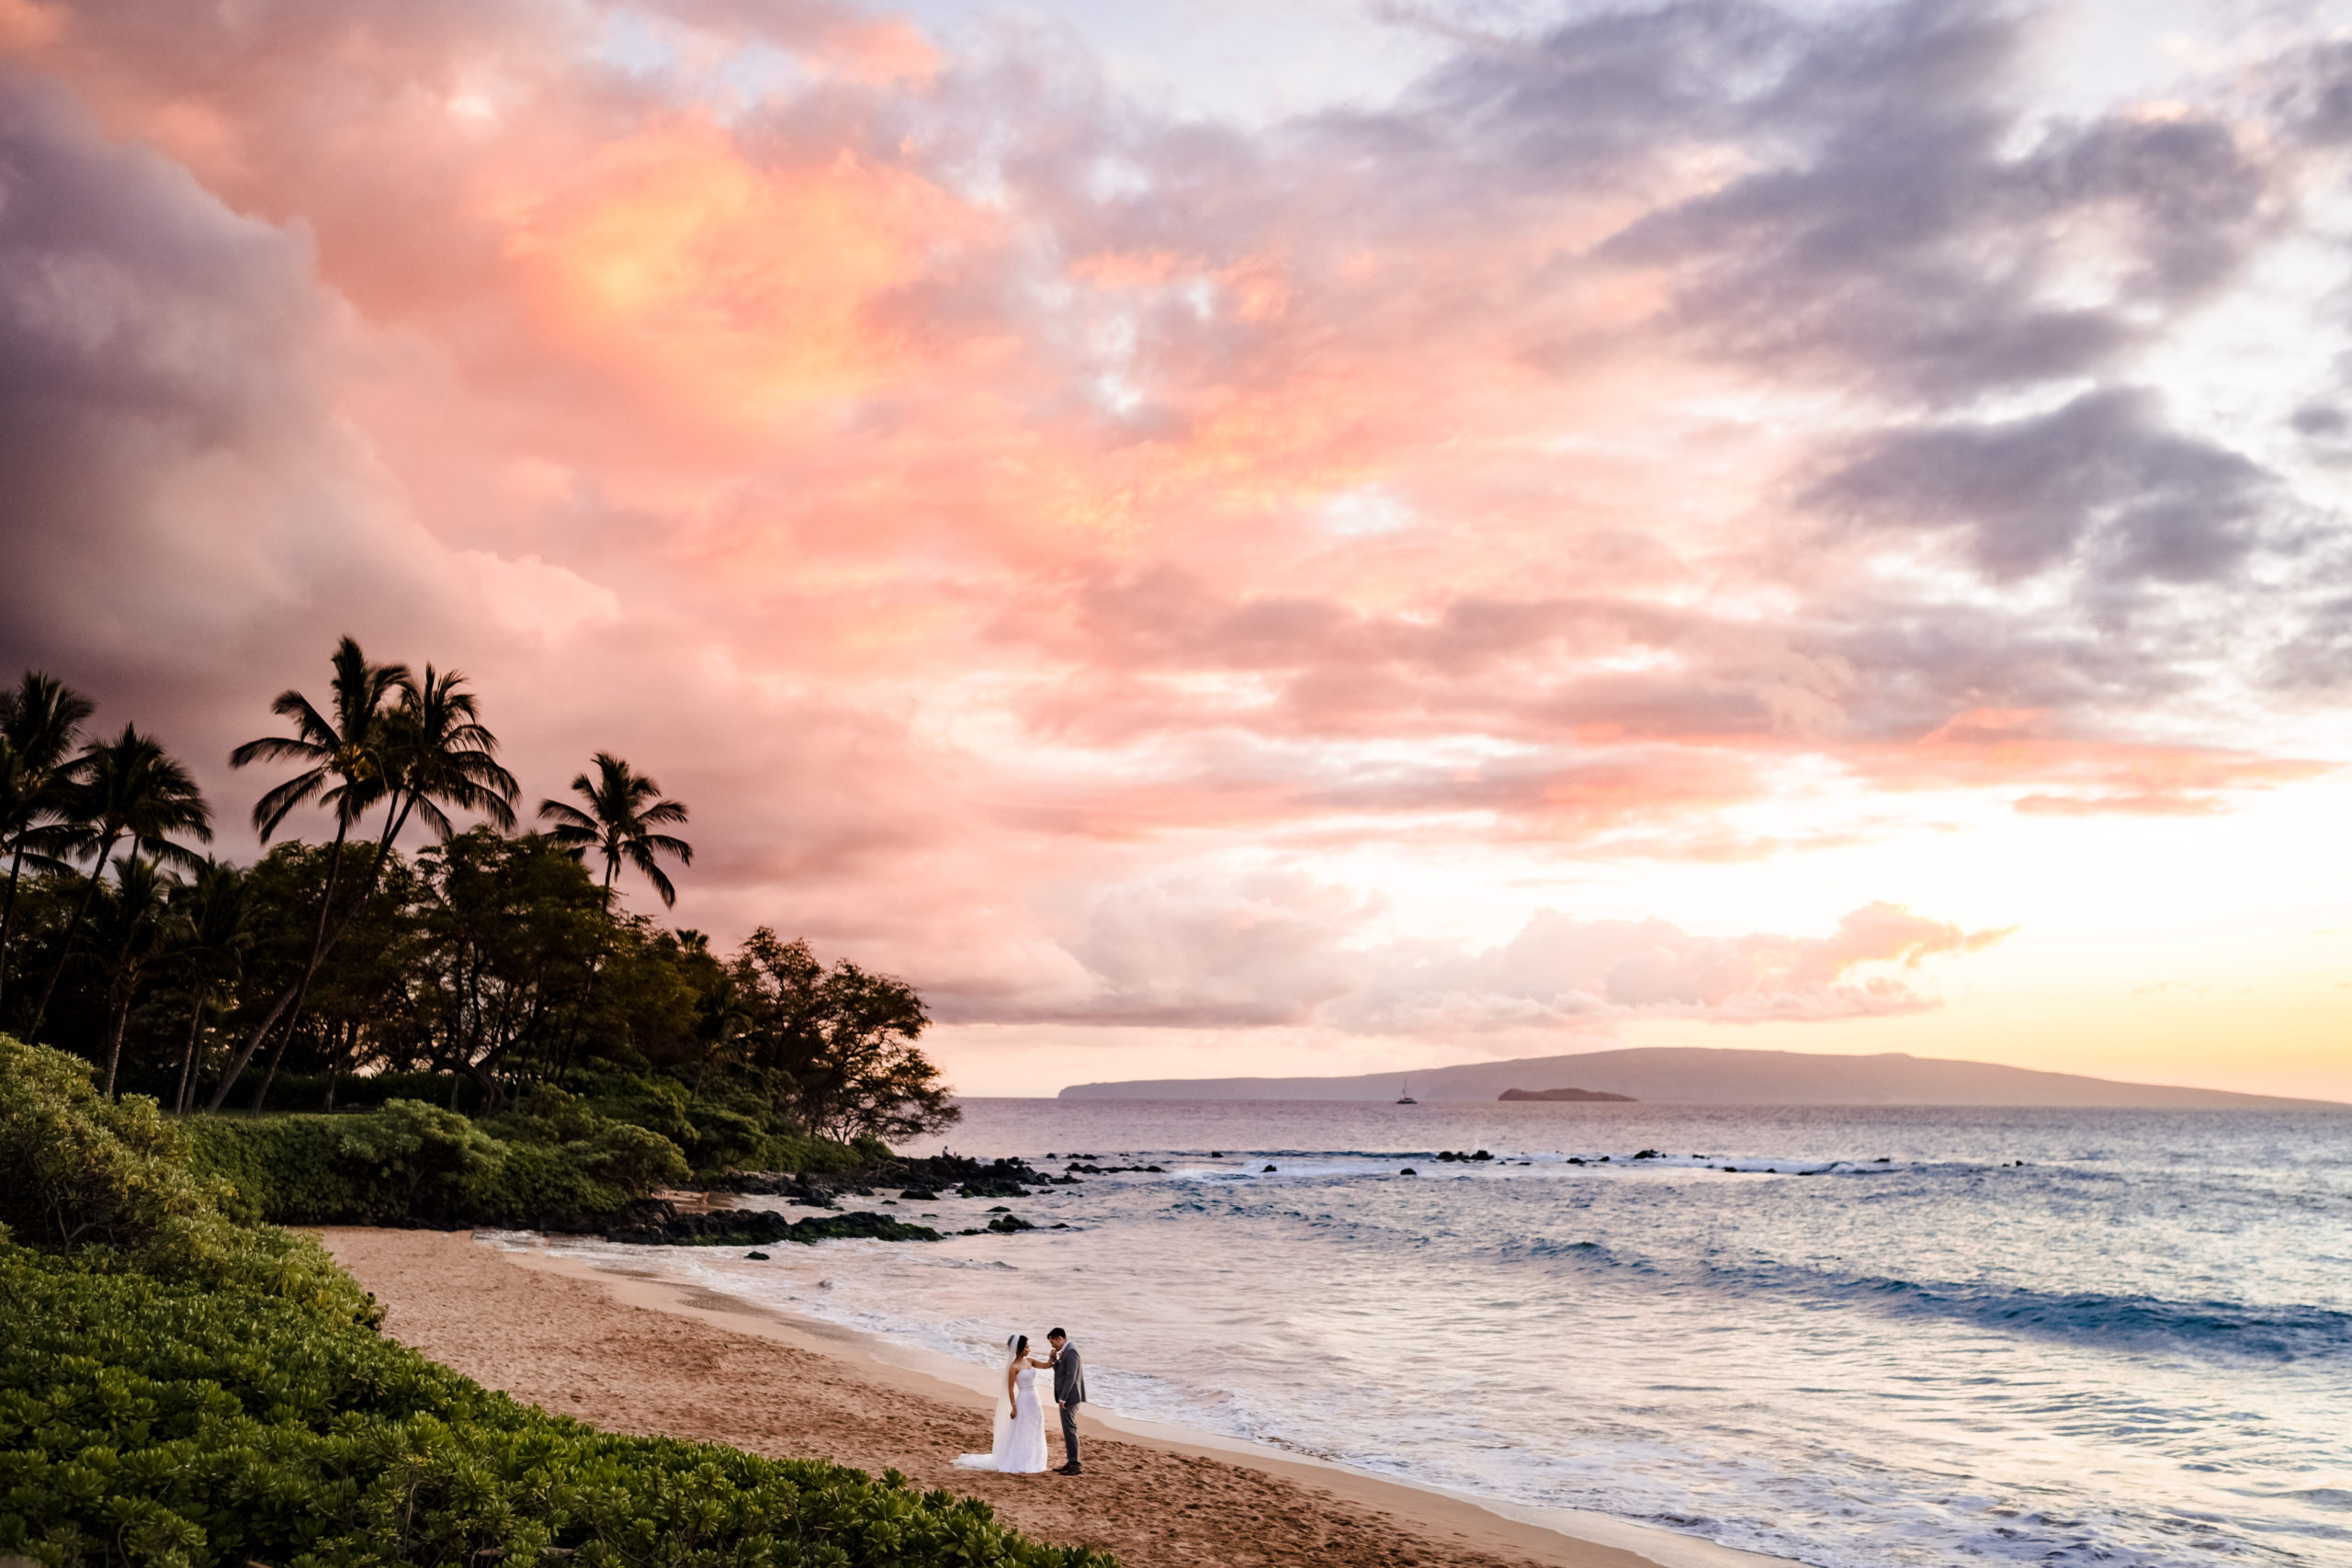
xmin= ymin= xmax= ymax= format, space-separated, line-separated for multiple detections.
xmin=1802 ymin=389 xmax=2272 ymax=584
xmin=0 ymin=76 xmax=456 ymax=790
xmin=1579 ymin=6 xmax=2270 ymax=400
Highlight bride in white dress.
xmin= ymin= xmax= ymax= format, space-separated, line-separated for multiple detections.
xmin=955 ymin=1334 xmax=1053 ymax=1473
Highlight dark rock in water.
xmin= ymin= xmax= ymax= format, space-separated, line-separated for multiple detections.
xmin=986 ymin=1213 xmax=1035 ymax=1234
xmin=1065 ymin=1161 xmax=1162 ymax=1175
xmin=1567 ymin=1157 xmax=1585 ymax=1165
xmin=608 ymin=1208 xmax=943 ymax=1247
xmin=1498 ymin=1086 xmax=1638 ymax=1102
xmin=1874 ymin=1156 xmax=1891 ymax=1164
xmin=1051 ymin=1222 xmax=1070 ymax=1229
xmin=986 ymin=1205 xmax=1011 ymax=1213
xmin=1210 ymin=1150 xmax=1224 ymax=1156
xmin=959 ymin=1179 xmax=1031 ymax=1200
xmin=1399 ymin=1168 xmax=1417 ymax=1176
xmin=746 ymin=1251 xmax=770 ymax=1260
xmin=1472 ymin=1149 xmax=1492 ymax=1161
xmin=704 ymin=1154 xmax=1067 ymax=1216
xmin=1633 ymin=1149 xmax=1661 ymax=1160
xmin=1261 ymin=1164 xmax=1278 ymax=1173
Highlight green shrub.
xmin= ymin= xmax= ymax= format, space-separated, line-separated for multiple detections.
xmin=0 ymin=1034 xmax=379 ymax=1325
xmin=0 ymin=1242 xmax=1114 ymax=1568
xmin=566 ymin=1068 xmax=881 ymax=1178
xmin=0 ymin=1034 xmax=221 ymax=1251
xmin=178 ymin=1097 xmax=688 ymax=1231
xmin=178 ymin=1115 xmax=394 ymax=1225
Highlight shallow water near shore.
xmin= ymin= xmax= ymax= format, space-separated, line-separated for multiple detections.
xmin=543 ymin=1100 xmax=2352 ymax=1568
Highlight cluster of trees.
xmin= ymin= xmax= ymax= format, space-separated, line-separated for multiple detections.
xmin=0 ymin=641 xmax=956 ymax=1148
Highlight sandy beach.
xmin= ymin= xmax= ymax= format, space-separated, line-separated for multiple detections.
xmin=320 ymin=1229 xmax=1778 ymax=1568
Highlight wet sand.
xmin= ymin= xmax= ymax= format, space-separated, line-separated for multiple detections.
xmin=320 ymin=1229 xmax=1785 ymax=1568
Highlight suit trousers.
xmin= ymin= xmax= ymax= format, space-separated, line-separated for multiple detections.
xmin=1057 ymin=1401 xmax=1080 ymax=1466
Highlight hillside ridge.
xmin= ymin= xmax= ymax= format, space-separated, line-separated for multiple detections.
xmin=1057 ymin=1046 xmax=2341 ymax=1109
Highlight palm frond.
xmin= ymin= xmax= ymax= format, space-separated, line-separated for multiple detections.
xmin=249 ymin=770 xmax=330 ymax=840
xmin=625 ymin=840 xmax=680 ymax=907
xmin=537 ymin=800 xmax=599 ymax=833
xmin=640 ymin=832 xmax=693 ymax=863
xmin=230 ymin=733 xmax=330 ymax=768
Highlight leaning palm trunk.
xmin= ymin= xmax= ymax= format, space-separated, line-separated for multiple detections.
xmin=208 ymin=818 xmax=348 ymax=1112
xmin=100 ymin=983 xmax=130 ymax=1098
xmin=174 ymin=982 xmax=210 ymax=1114
xmin=205 ymin=984 xmax=298 ymax=1112
xmin=0 ymin=841 xmax=27 ymax=1010
xmin=216 ymin=794 xmax=413 ymax=1112
xmin=552 ymin=864 xmax=617 ymax=1087
xmin=28 ymin=830 xmax=119 ymax=1040
xmin=244 ymin=811 xmax=351 ymax=1113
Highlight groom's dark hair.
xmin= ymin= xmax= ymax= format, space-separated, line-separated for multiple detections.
xmin=1047 ymin=1327 xmax=1067 ymax=1340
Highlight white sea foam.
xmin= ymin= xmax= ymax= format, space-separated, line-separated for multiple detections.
xmin=535 ymin=1102 xmax=2352 ymax=1568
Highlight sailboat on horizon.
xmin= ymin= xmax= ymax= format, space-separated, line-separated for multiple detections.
xmin=1395 ymin=1079 xmax=1417 ymax=1105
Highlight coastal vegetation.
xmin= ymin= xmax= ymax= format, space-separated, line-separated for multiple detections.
xmin=0 ymin=649 xmax=959 ymax=1227
xmin=0 ymin=1033 xmax=1113 ymax=1568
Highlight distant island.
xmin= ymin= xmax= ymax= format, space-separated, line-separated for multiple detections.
xmin=1499 ymin=1086 xmax=1636 ymax=1102
xmin=1058 ymin=1045 xmax=2344 ymax=1109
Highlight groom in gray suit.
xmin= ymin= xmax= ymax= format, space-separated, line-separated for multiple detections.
xmin=1046 ymin=1327 xmax=1084 ymax=1474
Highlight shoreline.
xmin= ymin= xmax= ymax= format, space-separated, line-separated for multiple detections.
xmin=322 ymin=1228 xmax=1798 ymax=1568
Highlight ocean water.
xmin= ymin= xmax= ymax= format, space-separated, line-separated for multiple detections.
xmin=539 ymin=1100 xmax=2352 ymax=1568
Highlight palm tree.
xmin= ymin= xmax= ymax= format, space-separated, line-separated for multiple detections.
xmin=88 ymin=854 xmax=174 ymax=1096
xmin=212 ymin=637 xmax=405 ymax=1111
xmin=28 ymin=726 xmax=212 ymax=1039
xmin=379 ymin=665 xmax=520 ymax=840
xmin=211 ymin=654 xmax=519 ymax=1111
xmin=166 ymin=859 xmax=253 ymax=1113
xmin=240 ymin=663 xmax=517 ymax=1111
xmin=537 ymin=755 xmax=690 ymax=1087
xmin=538 ymin=753 xmax=693 ymax=906
xmin=0 ymin=672 xmax=95 ymax=1011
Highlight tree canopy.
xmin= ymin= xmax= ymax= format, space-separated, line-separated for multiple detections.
xmin=0 ymin=652 xmax=959 ymax=1156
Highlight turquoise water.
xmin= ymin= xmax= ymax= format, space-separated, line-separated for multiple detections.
xmin=577 ymin=1100 xmax=2352 ymax=1566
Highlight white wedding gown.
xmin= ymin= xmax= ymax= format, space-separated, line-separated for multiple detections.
xmin=956 ymin=1364 xmax=1048 ymax=1473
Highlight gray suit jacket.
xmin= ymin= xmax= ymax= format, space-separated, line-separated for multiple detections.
xmin=1052 ymin=1344 xmax=1085 ymax=1405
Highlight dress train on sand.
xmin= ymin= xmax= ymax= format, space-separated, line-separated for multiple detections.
xmin=955 ymin=1364 xmax=1048 ymax=1473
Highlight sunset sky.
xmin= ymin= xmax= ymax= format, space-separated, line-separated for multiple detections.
xmin=4 ymin=0 xmax=2349 ymax=1100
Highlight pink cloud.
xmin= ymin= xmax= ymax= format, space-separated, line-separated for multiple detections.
xmin=0 ymin=0 xmax=2341 ymax=1063
xmin=1329 ymin=903 xmax=2012 ymax=1037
